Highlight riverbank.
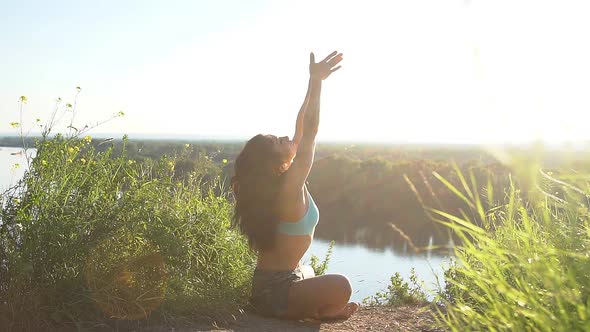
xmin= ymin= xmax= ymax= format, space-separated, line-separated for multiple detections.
xmin=139 ymin=305 xmax=444 ymax=332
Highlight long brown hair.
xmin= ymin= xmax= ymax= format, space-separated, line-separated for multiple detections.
xmin=231 ymin=134 xmax=284 ymax=251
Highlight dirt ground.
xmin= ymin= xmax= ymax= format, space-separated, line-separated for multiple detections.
xmin=145 ymin=305 xmax=446 ymax=332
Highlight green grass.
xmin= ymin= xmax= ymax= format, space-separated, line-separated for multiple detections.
xmin=430 ymin=162 xmax=590 ymax=331
xmin=0 ymin=134 xmax=255 ymax=330
xmin=365 ymin=156 xmax=590 ymax=331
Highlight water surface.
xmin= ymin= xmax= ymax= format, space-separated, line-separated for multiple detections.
xmin=0 ymin=146 xmax=32 ymax=192
xmin=303 ymin=238 xmax=447 ymax=302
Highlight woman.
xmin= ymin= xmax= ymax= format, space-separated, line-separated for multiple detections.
xmin=231 ymin=51 xmax=359 ymax=320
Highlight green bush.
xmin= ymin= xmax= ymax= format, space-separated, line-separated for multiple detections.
xmin=309 ymin=240 xmax=334 ymax=276
xmin=0 ymin=135 xmax=255 ymax=330
xmin=432 ymin=165 xmax=590 ymax=331
xmin=363 ymin=268 xmax=428 ymax=306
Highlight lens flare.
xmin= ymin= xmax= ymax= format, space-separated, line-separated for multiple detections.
xmin=85 ymin=232 xmax=168 ymax=320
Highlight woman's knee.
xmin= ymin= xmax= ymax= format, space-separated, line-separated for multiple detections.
xmin=328 ymin=274 xmax=352 ymax=302
xmin=287 ymin=273 xmax=353 ymax=311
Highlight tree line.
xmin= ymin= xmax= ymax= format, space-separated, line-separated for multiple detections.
xmin=3 ymin=135 xmax=589 ymax=254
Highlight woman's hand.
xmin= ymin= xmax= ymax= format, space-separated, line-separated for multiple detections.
xmin=309 ymin=51 xmax=343 ymax=80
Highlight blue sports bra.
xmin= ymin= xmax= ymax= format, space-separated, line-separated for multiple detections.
xmin=276 ymin=188 xmax=319 ymax=236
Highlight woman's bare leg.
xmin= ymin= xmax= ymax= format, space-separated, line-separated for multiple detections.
xmin=285 ymin=274 xmax=359 ymax=320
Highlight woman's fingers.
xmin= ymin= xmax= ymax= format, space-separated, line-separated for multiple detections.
xmin=330 ymin=65 xmax=342 ymax=73
xmin=327 ymin=55 xmax=343 ymax=68
xmin=320 ymin=51 xmax=338 ymax=63
xmin=310 ymin=52 xmax=315 ymax=64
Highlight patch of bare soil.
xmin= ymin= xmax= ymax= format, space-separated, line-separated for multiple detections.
xmin=147 ymin=305 xmax=446 ymax=332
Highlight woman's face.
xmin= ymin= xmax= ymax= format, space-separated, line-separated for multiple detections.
xmin=266 ymin=134 xmax=297 ymax=169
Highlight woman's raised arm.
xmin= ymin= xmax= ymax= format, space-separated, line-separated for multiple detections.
xmin=302 ymin=51 xmax=342 ymax=139
xmin=292 ymin=78 xmax=312 ymax=147
xmin=284 ymin=51 xmax=343 ymax=192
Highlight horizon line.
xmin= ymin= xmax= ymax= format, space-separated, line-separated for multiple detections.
xmin=1 ymin=132 xmax=589 ymax=148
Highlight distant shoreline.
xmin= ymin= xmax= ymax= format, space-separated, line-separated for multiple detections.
xmin=1 ymin=133 xmax=587 ymax=150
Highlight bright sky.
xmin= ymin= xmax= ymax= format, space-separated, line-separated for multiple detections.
xmin=1 ymin=0 xmax=589 ymax=144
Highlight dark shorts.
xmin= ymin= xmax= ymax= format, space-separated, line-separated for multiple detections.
xmin=250 ymin=266 xmax=308 ymax=317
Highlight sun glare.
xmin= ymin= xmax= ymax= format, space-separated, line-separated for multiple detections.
xmin=2 ymin=0 xmax=589 ymax=144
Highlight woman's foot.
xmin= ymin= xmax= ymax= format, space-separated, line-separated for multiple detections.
xmin=319 ymin=302 xmax=360 ymax=321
